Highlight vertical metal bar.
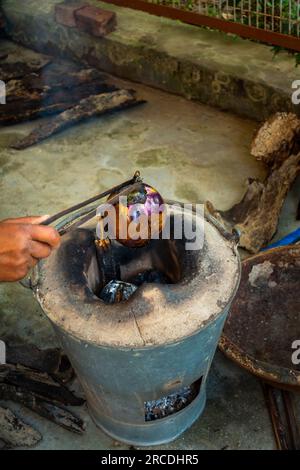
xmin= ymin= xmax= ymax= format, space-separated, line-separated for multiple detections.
xmin=248 ymin=0 xmax=251 ymax=26
xmin=280 ymin=0 xmax=283 ymax=33
xmin=212 ymin=0 xmax=215 ymax=18
xmin=256 ymin=0 xmax=259 ymax=28
xmin=198 ymin=0 xmax=202 ymax=15
xmin=219 ymin=0 xmax=222 ymax=19
xmin=233 ymin=0 xmax=237 ymax=22
xmin=264 ymin=0 xmax=267 ymax=31
xmin=241 ymin=0 xmax=244 ymax=24
xmin=298 ymin=0 xmax=300 ymax=37
xmin=272 ymin=0 xmax=274 ymax=32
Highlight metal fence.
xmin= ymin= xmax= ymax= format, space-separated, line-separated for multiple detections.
xmin=153 ymin=1 xmax=300 ymax=36
xmin=102 ymin=0 xmax=300 ymax=51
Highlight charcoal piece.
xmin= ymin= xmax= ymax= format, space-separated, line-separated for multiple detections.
xmin=129 ymin=269 xmax=171 ymax=286
xmin=144 ymin=386 xmax=197 ymax=422
xmin=6 ymin=343 xmax=61 ymax=374
xmin=99 ymin=280 xmax=137 ymax=304
xmin=0 ymin=363 xmax=84 ymax=406
xmin=0 ymin=383 xmax=85 ymax=434
xmin=0 ymin=406 xmax=41 ymax=448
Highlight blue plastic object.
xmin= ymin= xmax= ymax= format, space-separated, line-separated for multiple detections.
xmin=262 ymin=227 xmax=300 ymax=251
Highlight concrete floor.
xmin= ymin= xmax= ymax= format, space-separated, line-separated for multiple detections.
xmin=0 ymin=56 xmax=299 ymax=449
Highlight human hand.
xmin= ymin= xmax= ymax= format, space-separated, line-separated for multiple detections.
xmin=0 ymin=216 xmax=60 ymax=282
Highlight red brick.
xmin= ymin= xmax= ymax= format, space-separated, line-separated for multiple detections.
xmin=74 ymin=6 xmax=117 ymax=37
xmin=55 ymin=2 xmax=87 ymax=28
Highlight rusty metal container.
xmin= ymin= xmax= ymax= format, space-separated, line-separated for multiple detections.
xmin=33 ymin=204 xmax=240 ymax=446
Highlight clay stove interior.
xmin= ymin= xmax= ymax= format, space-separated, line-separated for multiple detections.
xmin=84 ymin=212 xmax=200 ymax=299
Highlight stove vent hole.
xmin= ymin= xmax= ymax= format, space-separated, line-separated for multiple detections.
xmin=144 ymin=377 xmax=202 ymax=422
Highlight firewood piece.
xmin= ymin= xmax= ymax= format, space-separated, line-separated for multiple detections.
xmin=251 ymin=113 xmax=300 ymax=169
xmin=220 ymin=178 xmax=265 ymax=226
xmin=0 ymin=383 xmax=85 ymax=434
xmin=0 ymin=62 xmax=117 ymax=124
xmin=0 ymin=364 xmax=84 ymax=406
xmin=25 ymin=61 xmax=109 ymax=91
xmin=12 ymin=89 xmax=145 ymax=150
xmin=0 ymin=406 xmax=41 ymax=448
xmin=207 ymin=153 xmax=300 ymax=253
xmin=235 ymin=153 xmax=300 ymax=253
xmin=1 ymin=79 xmax=117 ymax=124
xmin=0 ymin=45 xmax=51 ymax=81
xmin=6 ymin=344 xmax=62 ymax=374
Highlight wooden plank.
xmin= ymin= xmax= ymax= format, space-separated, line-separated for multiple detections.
xmin=12 ymin=89 xmax=145 ymax=150
xmin=1 ymin=62 xmax=117 ymax=124
xmin=0 ymin=363 xmax=84 ymax=406
xmin=0 ymin=383 xmax=85 ymax=434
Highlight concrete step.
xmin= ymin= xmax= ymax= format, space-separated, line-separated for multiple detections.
xmin=2 ymin=0 xmax=300 ymax=120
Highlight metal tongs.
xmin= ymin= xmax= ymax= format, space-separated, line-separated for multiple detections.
xmin=41 ymin=171 xmax=143 ymax=235
xmin=20 ymin=171 xmax=143 ymax=289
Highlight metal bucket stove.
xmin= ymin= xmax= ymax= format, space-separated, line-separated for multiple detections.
xmin=33 ymin=203 xmax=240 ymax=446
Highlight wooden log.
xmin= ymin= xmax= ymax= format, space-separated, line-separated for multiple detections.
xmin=21 ymin=61 xmax=109 ymax=91
xmin=0 ymin=364 xmax=84 ymax=406
xmin=251 ymin=113 xmax=300 ymax=169
xmin=208 ymin=153 xmax=300 ymax=253
xmin=6 ymin=343 xmax=62 ymax=374
xmin=5 ymin=64 xmax=108 ymax=97
xmin=207 ymin=112 xmax=300 ymax=253
xmin=235 ymin=153 xmax=300 ymax=252
xmin=12 ymin=89 xmax=145 ymax=150
xmin=0 ymin=383 xmax=85 ymax=434
xmin=1 ymin=80 xmax=117 ymax=124
xmin=0 ymin=63 xmax=117 ymax=124
xmin=0 ymin=46 xmax=51 ymax=81
xmin=5 ymin=342 xmax=73 ymax=383
xmin=220 ymin=178 xmax=265 ymax=226
xmin=0 ymin=406 xmax=41 ymax=448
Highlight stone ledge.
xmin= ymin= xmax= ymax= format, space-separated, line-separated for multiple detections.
xmin=2 ymin=0 xmax=300 ymax=120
